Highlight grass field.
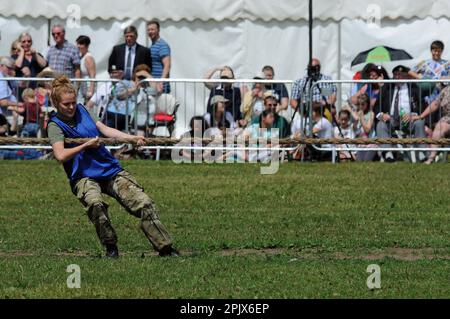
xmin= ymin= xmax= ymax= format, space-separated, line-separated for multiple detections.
xmin=0 ymin=160 xmax=449 ymax=298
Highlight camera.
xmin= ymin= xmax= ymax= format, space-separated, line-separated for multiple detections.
xmin=307 ymin=64 xmax=321 ymax=81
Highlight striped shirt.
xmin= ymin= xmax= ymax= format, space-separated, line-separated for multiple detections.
xmin=150 ymin=38 xmax=171 ymax=93
xmin=46 ymin=40 xmax=80 ymax=78
xmin=291 ymin=74 xmax=337 ymax=103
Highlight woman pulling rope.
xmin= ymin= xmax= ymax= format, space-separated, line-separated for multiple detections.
xmin=47 ymin=75 xmax=179 ymax=258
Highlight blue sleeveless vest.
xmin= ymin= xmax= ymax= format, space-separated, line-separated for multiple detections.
xmin=50 ymin=104 xmax=123 ymax=186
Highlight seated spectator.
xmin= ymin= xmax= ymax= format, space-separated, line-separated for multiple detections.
xmin=76 ymin=35 xmax=96 ymax=104
xmin=408 ymin=40 xmax=450 ymax=105
xmin=250 ymin=91 xmax=290 ymax=138
xmin=18 ymin=88 xmax=41 ymax=137
xmin=204 ymin=66 xmax=242 ymax=121
xmin=291 ymin=59 xmax=337 ymax=120
xmin=375 ymin=65 xmax=427 ymax=162
xmin=204 ymin=95 xmax=236 ymax=136
xmin=241 ymin=109 xmax=278 ymax=163
xmin=36 ymin=68 xmax=58 ymax=136
xmin=351 ymin=94 xmax=376 ymax=138
xmin=241 ymin=74 xmax=266 ymax=122
xmin=0 ymin=56 xmax=22 ymax=136
xmin=12 ymin=33 xmax=47 ymax=89
xmin=334 ymin=109 xmax=356 ymax=161
xmin=413 ymin=85 xmax=450 ymax=164
xmin=345 ymin=94 xmax=376 ymax=161
xmin=351 ymin=64 xmax=388 ymax=109
xmin=0 ymin=113 xmax=8 ymax=136
xmin=131 ymin=64 xmax=178 ymax=136
xmin=312 ymin=103 xmax=333 ymax=140
xmin=102 ymin=65 xmax=136 ymax=132
xmin=86 ymin=66 xmax=119 ymax=118
xmin=179 ymin=116 xmax=210 ymax=161
xmin=309 ymin=103 xmax=334 ymax=161
xmin=261 ymin=65 xmax=289 ymax=114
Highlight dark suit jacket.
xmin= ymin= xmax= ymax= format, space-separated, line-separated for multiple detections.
xmin=374 ymin=83 xmax=423 ymax=121
xmin=108 ymin=43 xmax=152 ymax=75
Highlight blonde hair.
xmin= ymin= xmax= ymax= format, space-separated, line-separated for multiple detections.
xmin=10 ymin=40 xmax=20 ymax=55
xmin=21 ymin=88 xmax=35 ymax=101
xmin=50 ymin=75 xmax=76 ymax=107
xmin=18 ymin=32 xmax=32 ymax=44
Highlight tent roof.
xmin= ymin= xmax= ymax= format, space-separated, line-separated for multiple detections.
xmin=1 ymin=0 xmax=449 ymax=22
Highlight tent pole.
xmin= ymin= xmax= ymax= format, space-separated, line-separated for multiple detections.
xmin=47 ymin=19 xmax=51 ymax=47
xmin=309 ymin=0 xmax=313 ymax=65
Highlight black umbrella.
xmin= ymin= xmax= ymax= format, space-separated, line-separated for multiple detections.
xmin=351 ymin=46 xmax=413 ymax=67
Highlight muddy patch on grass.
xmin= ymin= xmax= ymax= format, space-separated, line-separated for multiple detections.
xmin=0 ymin=247 xmax=448 ymax=260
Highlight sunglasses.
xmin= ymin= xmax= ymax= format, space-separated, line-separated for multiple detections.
xmin=266 ymin=103 xmax=277 ymax=107
xmin=52 ymin=32 xmax=63 ymax=37
xmin=1 ymin=65 xmax=15 ymax=70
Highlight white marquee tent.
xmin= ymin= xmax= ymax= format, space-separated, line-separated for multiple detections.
xmin=1 ymin=0 xmax=449 ymax=133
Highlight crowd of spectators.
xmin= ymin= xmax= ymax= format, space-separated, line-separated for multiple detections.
xmin=0 ymin=22 xmax=449 ymax=163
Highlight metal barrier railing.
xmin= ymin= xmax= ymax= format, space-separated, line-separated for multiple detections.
xmin=308 ymin=79 xmax=450 ymax=163
xmin=0 ymin=77 xmax=299 ymax=162
xmin=2 ymin=76 xmax=448 ymax=163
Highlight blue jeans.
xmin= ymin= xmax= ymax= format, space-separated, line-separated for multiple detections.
xmin=21 ymin=123 xmax=39 ymax=137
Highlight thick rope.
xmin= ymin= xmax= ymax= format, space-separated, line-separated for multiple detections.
xmin=1 ymin=137 xmax=450 ymax=146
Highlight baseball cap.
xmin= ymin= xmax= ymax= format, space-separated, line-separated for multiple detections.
xmin=0 ymin=56 xmax=14 ymax=69
xmin=210 ymin=95 xmax=229 ymax=105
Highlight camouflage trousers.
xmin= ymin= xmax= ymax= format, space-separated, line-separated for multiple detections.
xmin=72 ymin=170 xmax=173 ymax=252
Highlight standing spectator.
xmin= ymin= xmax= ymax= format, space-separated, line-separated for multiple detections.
xmin=261 ymin=65 xmax=289 ymax=114
xmin=76 ymin=35 xmax=96 ymax=104
xmin=12 ymin=32 xmax=47 ymax=101
xmin=204 ymin=66 xmax=242 ymax=122
xmin=408 ymin=40 xmax=450 ymax=104
xmin=291 ymin=59 xmax=337 ymax=115
xmin=147 ymin=20 xmax=171 ymax=93
xmin=13 ymin=32 xmax=47 ymax=81
xmin=108 ymin=26 xmax=152 ymax=81
xmin=46 ymin=25 xmax=81 ymax=79
xmin=10 ymin=40 xmax=20 ymax=57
